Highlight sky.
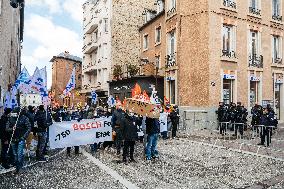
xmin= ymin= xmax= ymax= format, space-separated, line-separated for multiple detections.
xmin=22 ymin=0 xmax=86 ymax=89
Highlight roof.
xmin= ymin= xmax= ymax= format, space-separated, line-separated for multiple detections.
xmin=50 ymin=52 xmax=82 ymax=63
xmin=139 ymin=10 xmax=165 ymax=31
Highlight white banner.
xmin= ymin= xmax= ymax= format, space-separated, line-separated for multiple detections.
xmin=159 ymin=112 xmax=168 ymax=132
xmin=49 ymin=117 xmax=112 ymax=149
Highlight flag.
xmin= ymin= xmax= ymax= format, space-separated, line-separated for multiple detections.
xmin=63 ymin=68 xmax=76 ymax=96
xmin=91 ymin=91 xmax=97 ymax=104
xmin=14 ymin=67 xmax=30 ymax=90
xmin=39 ymin=66 xmax=47 ymax=88
xmin=4 ymin=86 xmax=18 ymax=109
xmin=107 ymin=95 xmax=115 ymax=107
xmin=150 ymin=87 xmax=160 ymax=105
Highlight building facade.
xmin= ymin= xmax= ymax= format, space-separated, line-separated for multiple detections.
xmin=51 ymin=52 xmax=85 ymax=107
xmin=20 ymin=93 xmax=42 ymax=107
xmin=82 ymin=0 xmax=155 ymax=104
xmin=140 ymin=0 xmax=284 ymax=123
xmin=0 ymin=0 xmax=24 ymax=112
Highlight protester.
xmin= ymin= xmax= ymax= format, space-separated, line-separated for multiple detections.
xmin=34 ymin=105 xmax=53 ymax=161
xmin=170 ymin=105 xmax=179 ymax=138
xmin=9 ymin=107 xmax=31 ymax=173
xmin=26 ymin=106 xmax=35 ymax=134
xmin=145 ymin=117 xmax=160 ymax=160
xmin=121 ymin=111 xmax=142 ymax=163
xmin=0 ymin=108 xmax=13 ymax=169
xmin=111 ymin=102 xmax=125 ymax=156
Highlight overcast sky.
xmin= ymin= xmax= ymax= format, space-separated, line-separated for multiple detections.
xmin=22 ymin=0 xmax=86 ymax=89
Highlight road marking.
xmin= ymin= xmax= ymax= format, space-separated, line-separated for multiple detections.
xmin=82 ymin=149 xmax=140 ymax=189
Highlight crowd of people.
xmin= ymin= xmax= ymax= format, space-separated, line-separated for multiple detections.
xmin=0 ymin=102 xmax=180 ymax=172
xmin=0 ymin=105 xmax=52 ymax=173
xmin=216 ymin=102 xmax=278 ymax=146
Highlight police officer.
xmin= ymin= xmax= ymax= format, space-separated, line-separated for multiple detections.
xmin=216 ymin=102 xmax=229 ymax=135
xmin=258 ymin=108 xmax=274 ymax=146
xmin=251 ymin=104 xmax=263 ymax=127
xmin=235 ymin=102 xmax=247 ymax=137
xmin=229 ymin=103 xmax=237 ymax=131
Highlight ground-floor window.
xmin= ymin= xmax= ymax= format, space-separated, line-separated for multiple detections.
xmin=168 ymin=80 xmax=176 ymax=104
xmin=223 ymin=79 xmax=234 ymax=105
xmin=275 ymin=83 xmax=281 ymax=120
xmin=250 ymin=81 xmax=259 ymax=107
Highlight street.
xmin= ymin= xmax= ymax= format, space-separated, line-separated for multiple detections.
xmin=1 ymin=134 xmax=284 ymax=189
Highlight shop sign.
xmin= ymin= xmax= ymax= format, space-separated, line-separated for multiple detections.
xmin=223 ymin=74 xmax=235 ymax=80
xmin=166 ymin=77 xmax=175 ymax=81
xmin=250 ymin=76 xmax=260 ymax=82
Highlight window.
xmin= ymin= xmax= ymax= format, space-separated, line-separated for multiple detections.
xmin=155 ymin=26 xmax=161 ymax=44
xmin=156 ymin=0 xmax=164 ymax=13
xmin=223 ymin=0 xmax=236 ymax=9
xmin=222 ymin=25 xmax=236 ymax=57
xmin=93 ymin=30 xmax=98 ymax=42
xmin=272 ymin=35 xmax=282 ymax=63
xmin=143 ymin=34 xmax=149 ymax=50
xmin=168 ymin=31 xmax=176 ymax=55
xmin=155 ymin=55 xmax=161 ymax=69
xmin=273 ymin=0 xmax=281 ymax=16
xmin=169 ymin=0 xmax=176 ymax=9
xmin=249 ymin=0 xmax=261 ymax=15
xmin=250 ymin=31 xmax=259 ymax=55
xmin=223 ymin=79 xmax=234 ymax=105
xmin=103 ymin=43 xmax=107 ymax=58
xmin=169 ymin=80 xmax=176 ymax=104
xmin=104 ymin=18 xmax=108 ymax=32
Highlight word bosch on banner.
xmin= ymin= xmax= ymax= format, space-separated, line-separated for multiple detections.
xmin=49 ymin=117 xmax=112 ymax=149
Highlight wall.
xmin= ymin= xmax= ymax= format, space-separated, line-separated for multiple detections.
xmin=51 ymin=57 xmax=85 ymax=107
xmin=0 ymin=0 xmax=22 ymax=112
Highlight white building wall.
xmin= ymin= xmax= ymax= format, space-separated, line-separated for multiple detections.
xmin=82 ymin=0 xmax=112 ymax=95
xmin=20 ymin=94 xmax=42 ymax=107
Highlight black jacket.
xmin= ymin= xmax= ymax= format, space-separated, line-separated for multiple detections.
xmin=26 ymin=111 xmax=35 ymax=129
xmin=121 ymin=115 xmax=141 ymax=141
xmin=0 ymin=114 xmax=11 ymax=141
xmin=170 ymin=111 xmax=179 ymax=125
xmin=12 ymin=114 xmax=31 ymax=141
xmin=35 ymin=110 xmax=53 ymax=132
xmin=146 ymin=117 xmax=160 ymax=135
xmin=111 ymin=109 xmax=124 ymax=128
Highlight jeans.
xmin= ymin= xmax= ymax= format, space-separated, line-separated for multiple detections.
xmin=123 ymin=141 xmax=135 ymax=160
xmin=161 ymin=131 xmax=168 ymax=139
xmin=91 ymin=143 xmax=98 ymax=152
xmin=37 ymin=132 xmax=47 ymax=159
xmin=11 ymin=140 xmax=26 ymax=171
xmin=146 ymin=134 xmax=159 ymax=159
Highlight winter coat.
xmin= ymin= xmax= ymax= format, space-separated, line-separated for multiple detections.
xmin=146 ymin=117 xmax=160 ymax=135
xmin=121 ymin=115 xmax=142 ymax=141
xmin=12 ymin=114 xmax=31 ymax=141
xmin=111 ymin=109 xmax=124 ymax=128
xmin=170 ymin=111 xmax=179 ymax=125
xmin=35 ymin=110 xmax=53 ymax=132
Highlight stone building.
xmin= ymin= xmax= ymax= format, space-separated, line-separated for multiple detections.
xmin=0 ymin=0 xmax=25 ymax=112
xmin=51 ymin=52 xmax=85 ymax=107
xmin=82 ymin=0 xmax=156 ymax=104
xmin=140 ymin=0 xmax=284 ymax=123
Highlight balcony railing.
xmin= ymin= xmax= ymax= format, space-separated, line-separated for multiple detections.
xmin=222 ymin=50 xmax=236 ymax=58
xmin=272 ymin=14 xmax=282 ymax=22
xmin=166 ymin=53 xmax=176 ymax=68
xmin=249 ymin=7 xmax=261 ymax=16
xmin=248 ymin=54 xmax=263 ymax=68
xmin=167 ymin=6 xmax=176 ymax=17
xmin=273 ymin=57 xmax=283 ymax=64
xmin=223 ymin=0 xmax=236 ymax=9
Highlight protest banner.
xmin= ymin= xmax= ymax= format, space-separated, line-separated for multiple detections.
xmin=49 ymin=117 xmax=112 ymax=149
xmin=124 ymin=98 xmax=160 ymax=118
